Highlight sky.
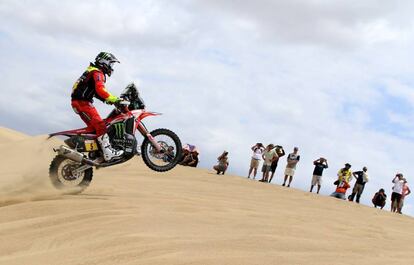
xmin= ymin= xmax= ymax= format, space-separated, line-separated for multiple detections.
xmin=1 ymin=0 xmax=414 ymax=216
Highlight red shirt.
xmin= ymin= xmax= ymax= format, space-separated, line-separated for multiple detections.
xmin=335 ymin=181 xmax=350 ymax=194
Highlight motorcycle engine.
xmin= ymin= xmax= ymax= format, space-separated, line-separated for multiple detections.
xmin=107 ymin=118 xmax=137 ymax=156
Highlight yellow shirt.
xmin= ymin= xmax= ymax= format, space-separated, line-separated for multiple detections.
xmin=337 ymin=169 xmax=352 ymax=183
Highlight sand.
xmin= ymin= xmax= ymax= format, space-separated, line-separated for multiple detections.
xmin=0 ymin=127 xmax=413 ymax=265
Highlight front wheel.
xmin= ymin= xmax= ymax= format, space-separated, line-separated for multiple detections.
xmin=141 ymin=128 xmax=182 ymax=172
xmin=49 ymin=155 xmax=93 ymax=194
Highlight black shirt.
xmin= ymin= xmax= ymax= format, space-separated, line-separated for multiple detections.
xmin=313 ymin=162 xmax=328 ymax=176
xmin=354 ymin=171 xmax=366 ymax=185
xmin=71 ymin=64 xmax=106 ymax=103
xmin=373 ymin=192 xmax=386 ymax=204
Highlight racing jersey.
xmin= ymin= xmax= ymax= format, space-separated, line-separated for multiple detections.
xmin=71 ymin=64 xmax=117 ymax=103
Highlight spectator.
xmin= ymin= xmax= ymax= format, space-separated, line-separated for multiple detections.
xmin=248 ymin=143 xmax=265 ymax=179
xmin=348 ymin=167 xmax=369 ymax=203
xmin=180 ymin=151 xmax=199 ymax=167
xmin=260 ymin=144 xmax=278 ymax=182
xmin=330 ymin=180 xmax=350 ymax=200
xmin=337 ymin=163 xmax=352 ymax=183
xmin=282 ymin=147 xmax=300 ymax=187
xmin=188 ymin=152 xmax=199 ymax=167
xmin=179 ymin=151 xmax=192 ymax=165
xmin=391 ymin=173 xmax=405 ymax=213
xmin=163 ymin=146 xmax=175 ymax=163
xmin=214 ymin=151 xmax=229 ymax=175
xmin=269 ymin=145 xmax=285 ymax=183
xmin=310 ymin=157 xmax=328 ymax=194
xmin=398 ymin=182 xmax=411 ymax=214
xmin=179 ymin=149 xmax=190 ymax=164
xmin=372 ymin=189 xmax=387 ymax=209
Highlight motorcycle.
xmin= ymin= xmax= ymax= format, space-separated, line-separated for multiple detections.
xmin=48 ymin=83 xmax=182 ymax=193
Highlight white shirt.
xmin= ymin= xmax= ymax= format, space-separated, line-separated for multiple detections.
xmin=393 ymin=178 xmax=405 ymax=194
xmin=263 ymin=149 xmax=278 ymax=166
xmin=363 ymin=172 xmax=369 ymax=183
xmin=252 ymin=147 xmax=264 ymax=160
xmin=286 ymin=153 xmax=300 ymax=169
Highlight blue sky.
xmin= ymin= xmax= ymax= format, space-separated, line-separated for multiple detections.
xmin=1 ymin=0 xmax=414 ymax=216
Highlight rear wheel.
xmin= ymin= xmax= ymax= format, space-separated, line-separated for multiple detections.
xmin=141 ymin=128 xmax=182 ymax=172
xmin=49 ymin=155 xmax=93 ymax=194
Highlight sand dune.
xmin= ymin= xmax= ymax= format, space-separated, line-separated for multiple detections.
xmin=0 ymin=127 xmax=413 ymax=265
xmin=0 ymin=126 xmax=29 ymax=143
xmin=0 ymin=131 xmax=63 ymax=207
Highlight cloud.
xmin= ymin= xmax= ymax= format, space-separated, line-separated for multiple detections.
xmin=0 ymin=0 xmax=195 ymax=48
xmin=190 ymin=0 xmax=411 ymax=49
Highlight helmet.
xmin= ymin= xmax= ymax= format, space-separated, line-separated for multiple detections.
xmin=94 ymin=52 xmax=120 ymax=77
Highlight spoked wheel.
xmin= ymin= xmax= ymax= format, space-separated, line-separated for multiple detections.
xmin=49 ymin=155 xmax=93 ymax=194
xmin=141 ymin=128 xmax=182 ymax=172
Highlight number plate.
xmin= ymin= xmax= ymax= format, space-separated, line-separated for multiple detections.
xmin=85 ymin=140 xmax=99 ymax=151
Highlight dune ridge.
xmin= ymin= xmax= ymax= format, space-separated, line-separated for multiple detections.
xmin=0 ymin=127 xmax=413 ymax=265
xmin=0 ymin=126 xmax=29 ymax=143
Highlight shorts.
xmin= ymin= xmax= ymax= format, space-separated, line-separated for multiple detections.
xmin=311 ymin=175 xmax=322 ymax=186
xmin=391 ymin=192 xmax=402 ymax=205
xmin=250 ymin=158 xmax=260 ymax=169
xmin=262 ymin=164 xmax=271 ymax=174
xmin=284 ymin=168 xmax=295 ymax=177
xmin=270 ymin=161 xmax=278 ymax=173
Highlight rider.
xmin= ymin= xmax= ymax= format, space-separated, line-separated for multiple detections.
xmin=71 ymin=52 xmax=124 ymax=161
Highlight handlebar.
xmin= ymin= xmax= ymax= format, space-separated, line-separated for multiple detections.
xmin=117 ymin=99 xmax=131 ymax=106
xmin=114 ymin=99 xmax=131 ymax=112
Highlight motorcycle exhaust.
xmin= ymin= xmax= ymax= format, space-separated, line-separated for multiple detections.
xmin=55 ymin=145 xmax=99 ymax=166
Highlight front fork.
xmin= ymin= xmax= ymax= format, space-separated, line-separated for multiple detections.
xmin=136 ymin=121 xmax=162 ymax=152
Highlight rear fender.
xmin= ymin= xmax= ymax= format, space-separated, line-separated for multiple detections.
xmin=48 ymin=128 xmax=97 ymax=139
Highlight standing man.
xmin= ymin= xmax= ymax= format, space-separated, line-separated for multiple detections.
xmin=248 ymin=143 xmax=265 ymax=179
xmin=260 ymin=144 xmax=278 ymax=182
xmin=310 ymin=157 xmax=328 ymax=194
xmin=348 ymin=167 xmax=369 ymax=203
xmin=391 ymin=173 xmax=405 ymax=213
xmin=269 ymin=145 xmax=285 ymax=183
xmin=337 ymin=163 xmax=352 ymax=183
xmin=282 ymin=147 xmax=300 ymax=187
xmin=398 ymin=181 xmax=411 ymax=214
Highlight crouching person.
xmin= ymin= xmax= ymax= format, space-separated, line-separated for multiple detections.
xmin=372 ymin=189 xmax=387 ymax=209
xmin=213 ymin=151 xmax=229 ymax=175
xmin=330 ymin=180 xmax=350 ymax=200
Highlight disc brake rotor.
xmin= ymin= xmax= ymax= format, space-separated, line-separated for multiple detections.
xmin=149 ymin=141 xmax=168 ymax=159
xmin=57 ymin=160 xmax=84 ymax=186
xmin=62 ymin=164 xmax=81 ymax=181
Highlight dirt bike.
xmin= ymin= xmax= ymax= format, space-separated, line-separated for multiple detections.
xmin=48 ymin=83 xmax=182 ymax=193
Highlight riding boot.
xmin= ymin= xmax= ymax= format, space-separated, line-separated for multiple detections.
xmin=97 ymin=133 xmax=124 ymax=161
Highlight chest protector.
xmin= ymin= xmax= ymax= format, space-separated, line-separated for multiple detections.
xmin=71 ymin=66 xmax=106 ymax=102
